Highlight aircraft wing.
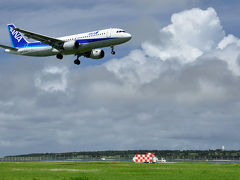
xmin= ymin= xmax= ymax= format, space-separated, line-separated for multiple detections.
xmin=0 ymin=44 xmax=18 ymax=51
xmin=14 ymin=27 xmax=65 ymax=50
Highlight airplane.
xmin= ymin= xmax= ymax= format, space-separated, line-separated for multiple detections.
xmin=0 ymin=24 xmax=132 ymax=65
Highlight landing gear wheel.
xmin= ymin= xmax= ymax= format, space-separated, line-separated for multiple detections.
xmin=74 ymin=59 xmax=80 ymax=65
xmin=56 ymin=54 xmax=63 ymax=60
xmin=111 ymin=46 xmax=116 ymax=55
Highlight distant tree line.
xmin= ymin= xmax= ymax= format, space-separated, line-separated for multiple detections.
xmin=1 ymin=150 xmax=240 ymax=161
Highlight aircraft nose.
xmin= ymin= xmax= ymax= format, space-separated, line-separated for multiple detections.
xmin=125 ymin=33 xmax=132 ymax=41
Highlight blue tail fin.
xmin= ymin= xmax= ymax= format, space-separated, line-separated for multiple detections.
xmin=8 ymin=24 xmax=29 ymax=48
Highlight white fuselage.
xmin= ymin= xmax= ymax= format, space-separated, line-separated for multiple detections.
xmin=5 ymin=28 xmax=131 ymax=57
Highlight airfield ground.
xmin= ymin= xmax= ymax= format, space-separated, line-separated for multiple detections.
xmin=0 ymin=161 xmax=240 ymax=180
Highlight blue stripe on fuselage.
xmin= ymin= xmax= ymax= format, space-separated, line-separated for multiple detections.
xmin=16 ymin=37 xmax=114 ymax=48
xmin=77 ymin=37 xmax=114 ymax=43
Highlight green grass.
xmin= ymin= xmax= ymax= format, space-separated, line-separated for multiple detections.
xmin=0 ymin=161 xmax=240 ymax=180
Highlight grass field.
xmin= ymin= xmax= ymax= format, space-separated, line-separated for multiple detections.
xmin=0 ymin=161 xmax=240 ymax=180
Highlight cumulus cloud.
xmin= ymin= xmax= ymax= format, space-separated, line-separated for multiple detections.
xmin=103 ymin=7 xmax=240 ymax=149
xmin=214 ymin=35 xmax=240 ymax=75
xmin=143 ymin=8 xmax=225 ymax=62
xmin=34 ymin=66 xmax=69 ymax=93
xmin=106 ymin=7 xmax=240 ymax=84
xmin=2 ymin=6 xmax=240 ymax=156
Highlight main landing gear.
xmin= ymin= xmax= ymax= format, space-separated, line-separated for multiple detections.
xmin=56 ymin=53 xmax=63 ymax=60
xmin=74 ymin=55 xmax=81 ymax=65
xmin=56 ymin=53 xmax=81 ymax=65
xmin=111 ymin=46 xmax=116 ymax=55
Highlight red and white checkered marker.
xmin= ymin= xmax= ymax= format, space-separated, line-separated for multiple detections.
xmin=133 ymin=153 xmax=158 ymax=163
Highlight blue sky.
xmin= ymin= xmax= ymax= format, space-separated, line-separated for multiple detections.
xmin=1 ymin=0 xmax=240 ymax=157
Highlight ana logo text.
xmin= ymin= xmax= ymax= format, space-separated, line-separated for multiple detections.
xmin=88 ymin=31 xmax=99 ymax=36
xmin=9 ymin=27 xmax=22 ymax=43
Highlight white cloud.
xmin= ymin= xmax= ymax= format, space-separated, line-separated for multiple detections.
xmin=106 ymin=7 xmax=240 ymax=84
xmin=2 ymin=6 xmax=240 ymax=156
xmin=34 ymin=66 xmax=69 ymax=93
xmin=142 ymin=7 xmax=225 ymax=63
xmin=105 ymin=49 xmax=163 ymax=85
xmin=214 ymin=35 xmax=240 ymax=75
xmin=218 ymin=34 xmax=240 ymax=49
xmin=214 ymin=44 xmax=240 ymax=75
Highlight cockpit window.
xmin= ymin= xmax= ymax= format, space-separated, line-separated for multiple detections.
xmin=116 ymin=30 xmax=126 ymax=33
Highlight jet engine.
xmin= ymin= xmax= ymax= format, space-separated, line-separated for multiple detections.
xmin=63 ymin=40 xmax=79 ymax=50
xmin=84 ymin=49 xmax=105 ymax=59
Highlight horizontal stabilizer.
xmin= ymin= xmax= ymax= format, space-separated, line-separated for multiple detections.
xmin=0 ymin=44 xmax=18 ymax=51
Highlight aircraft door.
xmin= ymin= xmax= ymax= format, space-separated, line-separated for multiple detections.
xmin=107 ymin=29 xmax=111 ymax=38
